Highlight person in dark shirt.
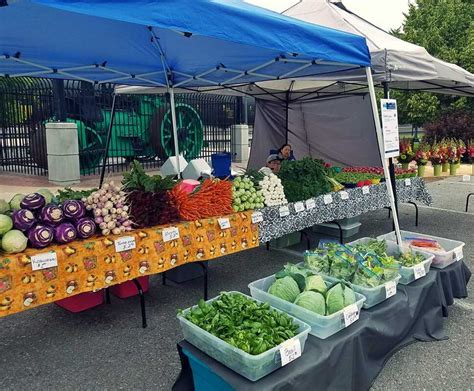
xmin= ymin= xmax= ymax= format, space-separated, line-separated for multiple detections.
xmin=278 ymin=143 xmax=296 ymax=161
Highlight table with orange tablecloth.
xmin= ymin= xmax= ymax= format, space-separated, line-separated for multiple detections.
xmin=0 ymin=211 xmax=259 ymax=317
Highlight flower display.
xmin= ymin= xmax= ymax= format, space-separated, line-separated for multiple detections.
xmin=429 ymin=142 xmax=443 ymax=165
xmin=447 ymin=139 xmax=460 ymax=164
xmin=414 ymin=142 xmax=430 ymax=166
xmin=398 ymin=138 xmax=415 ymax=164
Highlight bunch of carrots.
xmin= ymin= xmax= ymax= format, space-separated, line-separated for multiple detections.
xmin=170 ymin=179 xmax=233 ymax=221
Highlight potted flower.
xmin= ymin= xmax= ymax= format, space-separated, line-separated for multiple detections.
xmin=414 ymin=142 xmax=430 ymax=177
xmin=429 ymin=142 xmax=443 ymax=176
xmin=398 ymin=138 xmax=414 ymax=170
xmin=447 ymin=139 xmax=460 ymax=175
xmin=469 ymin=139 xmax=474 ymax=175
xmin=439 ymin=139 xmax=449 ymax=172
xmin=456 ymin=139 xmax=466 ymax=169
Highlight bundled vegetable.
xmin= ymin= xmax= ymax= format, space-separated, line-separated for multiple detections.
xmin=128 ymin=189 xmax=179 ymax=228
xmin=75 ymin=217 xmax=96 ymax=239
xmin=304 ymin=248 xmax=330 ymax=274
xmin=232 ymin=176 xmax=264 ymax=212
xmin=84 ymin=181 xmax=132 ymax=236
xmin=12 ymin=209 xmax=36 ymax=232
xmin=171 ymin=178 xmax=233 ymax=221
xmin=62 ymin=200 xmax=86 ymax=221
xmin=40 ymin=204 xmax=64 ymax=226
xmin=28 ymin=224 xmax=54 ymax=249
xmin=259 ymin=173 xmax=287 ymax=207
xmin=20 ymin=193 xmax=46 ymax=211
xmin=182 ymin=292 xmax=300 ymax=355
xmin=57 ymin=187 xmax=96 ymax=203
xmin=54 ymin=222 xmax=77 ymax=244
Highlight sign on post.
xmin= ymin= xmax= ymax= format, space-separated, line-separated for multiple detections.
xmin=380 ymin=99 xmax=400 ymax=159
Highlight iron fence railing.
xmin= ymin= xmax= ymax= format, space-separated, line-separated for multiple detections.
xmin=0 ymin=78 xmax=251 ymax=176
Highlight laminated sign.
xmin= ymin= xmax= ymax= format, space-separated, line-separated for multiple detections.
xmin=381 ymin=99 xmax=400 ymax=159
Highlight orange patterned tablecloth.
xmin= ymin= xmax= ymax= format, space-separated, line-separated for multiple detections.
xmin=0 ymin=211 xmax=259 ymax=317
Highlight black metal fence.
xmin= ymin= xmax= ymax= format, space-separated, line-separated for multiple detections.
xmin=0 ymin=78 xmax=250 ymax=176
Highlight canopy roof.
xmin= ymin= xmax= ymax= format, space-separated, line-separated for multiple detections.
xmin=0 ymin=0 xmax=370 ymax=88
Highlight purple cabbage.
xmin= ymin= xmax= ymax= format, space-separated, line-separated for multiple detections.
xmin=40 ymin=204 xmax=64 ymax=226
xmin=20 ymin=193 xmax=46 ymax=211
xmin=75 ymin=217 xmax=96 ymax=239
xmin=54 ymin=222 xmax=77 ymax=244
xmin=62 ymin=200 xmax=85 ymax=221
xmin=28 ymin=224 xmax=54 ymax=248
xmin=12 ymin=209 xmax=36 ymax=231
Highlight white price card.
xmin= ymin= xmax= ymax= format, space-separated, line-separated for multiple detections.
xmin=162 ymin=226 xmax=180 ymax=242
xmin=280 ymin=338 xmax=302 ymax=367
xmin=405 ymin=178 xmax=411 ymax=186
xmin=251 ymin=211 xmax=263 ymax=224
xmin=279 ymin=205 xmax=290 ymax=217
xmin=454 ymin=247 xmax=463 ymax=261
xmin=31 ymin=252 xmax=58 ymax=271
xmin=294 ymin=202 xmax=305 ymax=213
xmin=340 ymin=191 xmax=349 ymax=200
xmin=342 ymin=304 xmax=359 ymax=327
xmin=385 ymin=280 xmax=397 ymax=298
xmin=413 ymin=263 xmax=426 ymax=280
xmin=362 ymin=186 xmax=370 ymax=195
xmin=218 ymin=218 xmax=231 ymax=229
xmin=114 ymin=236 xmax=136 ymax=253
xmin=462 ymin=175 xmax=471 ymax=182
xmin=323 ymin=194 xmax=333 ymax=205
xmin=305 ymin=199 xmax=316 ymax=210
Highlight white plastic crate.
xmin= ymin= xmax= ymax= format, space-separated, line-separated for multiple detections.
xmin=348 ymin=237 xmax=434 ymax=285
xmin=377 ymin=231 xmax=465 ymax=269
xmin=248 ymin=275 xmax=366 ymax=339
xmin=177 ymin=291 xmax=311 ymax=382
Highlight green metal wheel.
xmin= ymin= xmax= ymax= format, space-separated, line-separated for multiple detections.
xmin=160 ymin=103 xmax=204 ymax=160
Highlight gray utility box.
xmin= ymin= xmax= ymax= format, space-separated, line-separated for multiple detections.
xmin=313 ymin=217 xmax=362 ymax=239
xmin=165 ymin=262 xmax=207 ymax=283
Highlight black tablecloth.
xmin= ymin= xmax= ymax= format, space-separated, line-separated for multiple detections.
xmin=432 ymin=260 xmax=471 ymax=316
xmin=173 ymin=271 xmax=447 ymax=391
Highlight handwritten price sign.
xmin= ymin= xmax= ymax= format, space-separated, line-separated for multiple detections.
xmin=280 ymin=339 xmax=302 ymax=366
xmin=162 ymin=226 xmax=180 ymax=242
xmin=114 ymin=236 xmax=136 ymax=253
xmin=31 ymin=252 xmax=58 ymax=271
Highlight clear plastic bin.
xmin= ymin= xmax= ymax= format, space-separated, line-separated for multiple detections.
xmin=248 ymin=275 xmax=366 ymax=339
xmin=177 ymin=291 xmax=311 ymax=382
xmin=348 ymin=237 xmax=434 ymax=285
xmin=377 ymin=231 xmax=465 ymax=269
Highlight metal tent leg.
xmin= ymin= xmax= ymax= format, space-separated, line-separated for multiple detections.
xmin=132 ymin=278 xmax=147 ymax=328
xmin=466 ymin=193 xmax=474 ymax=212
xmin=99 ymin=94 xmax=117 ymax=188
xmin=300 ymin=231 xmax=311 ymax=250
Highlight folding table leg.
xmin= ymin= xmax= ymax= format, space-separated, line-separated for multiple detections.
xmin=466 ymin=193 xmax=474 ymax=212
xmin=196 ymin=262 xmax=209 ymax=300
xmin=132 ymin=278 xmax=147 ymax=329
xmin=105 ymin=287 xmax=111 ymax=304
xmin=407 ymin=202 xmax=419 ymax=226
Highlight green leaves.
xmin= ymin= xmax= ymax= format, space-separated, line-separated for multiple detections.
xmin=184 ymin=292 xmax=299 ymax=355
xmin=122 ymin=160 xmax=177 ymax=192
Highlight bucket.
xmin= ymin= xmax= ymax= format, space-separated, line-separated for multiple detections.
xmin=211 ymin=153 xmax=231 ymax=178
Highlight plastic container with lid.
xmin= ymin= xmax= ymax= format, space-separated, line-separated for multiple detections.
xmin=177 ymin=291 xmax=311 ymax=382
xmin=376 ymin=230 xmax=465 ymax=269
xmin=248 ymin=274 xmax=366 ymax=339
xmin=348 ymin=237 xmax=434 ymax=285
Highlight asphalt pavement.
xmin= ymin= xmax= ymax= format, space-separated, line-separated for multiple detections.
xmin=0 ymin=180 xmax=472 ymax=390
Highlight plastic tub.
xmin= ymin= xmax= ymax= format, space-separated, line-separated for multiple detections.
xmin=109 ymin=276 xmax=150 ymax=299
xmin=248 ymin=275 xmax=366 ymax=339
xmin=177 ymin=291 xmax=311 ymax=382
xmin=348 ymin=237 xmax=434 ymax=285
xmin=55 ymin=291 xmax=104 ymax=313
xmin=376 ymin=230 xmax=465 ymax=269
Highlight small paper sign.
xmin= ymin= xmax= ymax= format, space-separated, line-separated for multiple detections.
xmin=31 ymin=252 xmax=58 ymax=271
xmin=162 ymin=226 xmax=180 ymax=242
xmin=405 ymin=178 xmax=411 ymax=186
xmin=305 ymin=199 xmax=316 ymax=210
xmin=385 ymin=280 xmax=397 ymax=298
xmin=279 ymin=205 xmax=290 ymax=217
xmin=413 ymin=263 xmax=426 ymax=280
xmin=114 ymin=236 xmax=136 ymax=253
xmin=294 ymin=202 xmax=305 ymax=213
xmin=218 ymin=218 xmax=231 ymax=229
xmin=462 ymin=175 xmax=471 ymax=182
xmin=454 ymin=247 xmax=463 ymax=261
xmin=323 ymin=194 xmax=333 ymax=205
xmin=340 ymin=191 xmax=349 ymax=200
xmin=280 ymin=338 xmax=301 ymax=367
xmin=251 ymin=211 xmax=263 ymax=224
xmin=362 ymin=186 xmax=370 ymax=195
xmin=343 ymin=304 xmax=359 ymax=327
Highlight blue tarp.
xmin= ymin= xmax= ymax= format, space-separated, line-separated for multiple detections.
xmin=0 ymin=0 xmax=370 ymax=87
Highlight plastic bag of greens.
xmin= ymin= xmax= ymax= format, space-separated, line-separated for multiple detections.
xmin=304 ymin=248 xmax=330 ymax=273
xmin=375 ymin=253 xmax=400 ymax=281
xmin=328 ymin=249 xmax=357 ymax=281
xmin=352 ymin=259 xmax=384 ymax=288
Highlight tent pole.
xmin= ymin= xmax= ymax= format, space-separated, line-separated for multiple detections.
xmin=99 ymin=93 xmax=117 ymax=189
xmin=365 ymin=68 xmax=402 ymax=244
xmin=383 ymin=81 xmax=399 ymax=227
xmin=285 ymin=91 xmax=289 ymax=144
xmin=169 ymin=87 xmax=181 ymax=176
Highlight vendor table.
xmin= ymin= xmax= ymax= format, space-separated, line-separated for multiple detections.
xmin=173 ymin=270 xmax=447 ymax=391
xmin=435 ymin=260 xmax=471 ymax=316
xmin=258 ymin=177 xmax=431 ymax=243
xmin=0 ymin=211 xmax=259 ymax=317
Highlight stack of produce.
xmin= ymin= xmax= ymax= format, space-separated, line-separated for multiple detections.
xmin=122 ymin=160 xmax=179 ymax=228
xmin=278 ymin=158 xmax=331 ymax=202
xmin=182 ymin=292 xmax=300 ymax=355
xmin=171 ymin=178 xmax=233 ymax=220
xmin=267 ymin=264 xmax=357 ymax=316
xmin=231 ymin=176 xmax=264 ymax=212
xmin=84 ymin=182 xmax=132 ymax=235
xmin=258 ymin=173 xmax=287 ymax=207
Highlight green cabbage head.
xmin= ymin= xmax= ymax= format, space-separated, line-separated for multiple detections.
xmin=304 ymin=275 xmax=327 ymax=294
xmin=326 ymin=283 xmax=345 ymax=315
xmin=268 ymin=276 xmax=300 ymax=303
xmin=294 ymin=291 xmax=326 ymax=315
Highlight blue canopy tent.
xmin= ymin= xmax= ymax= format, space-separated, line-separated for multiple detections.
xmin=0 ymin=0 xmax=402 ymax=243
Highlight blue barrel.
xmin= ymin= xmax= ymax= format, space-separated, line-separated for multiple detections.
xmin=211 ymin=152 xmax=231 ymax=177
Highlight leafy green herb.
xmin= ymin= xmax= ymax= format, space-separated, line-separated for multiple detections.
xmin=183 ymin=292 xmax=299 ymax=355
xmin=122 ymin=160 xmax=177 ymax=192
xmin=57 ymin=187 xmax=96 ymax=203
